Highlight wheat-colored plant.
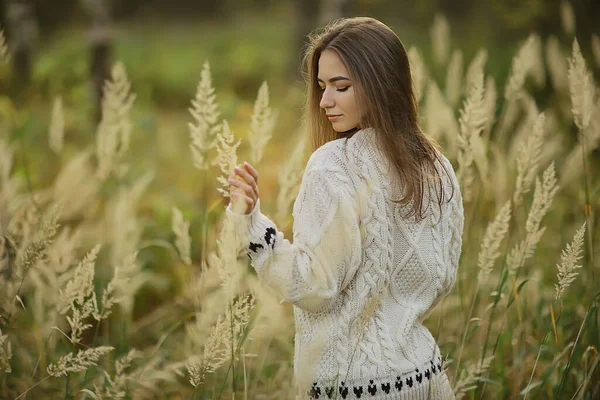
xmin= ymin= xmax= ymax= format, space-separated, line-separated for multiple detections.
xmin=545 ymin=36 xmax=569 ymax=95
xmin=0 ymin=28 xmax=8 ymax=62
xmin=425 ymin=81 xmax=459 ymax=155
xmin=592 ymin=34 xmax=600 ymax=66
xmin=52 ymin=151 xmax=100 ymax=220
xmin=555 ymin=222 xmax=586 ymax=301
xmin=58 ymin=245 xmax=101 ymax=343
xmin=446 ymin=49 xmax=464 ymax=107
xmin=453 ymin=356 xmax=494 ymax=400
xmin=47 ymin=346 xmax=114 ymax=377
xmin=0 ymin=327 xmax=12 ymax=373
xmin=477 ymin=201 xmax=511 ymax=283
xmin=465 ymin=48 xmax=488 ymax=94
xmin=91 ymin=349 xmax=140 ymax=398
xmin=216 ymin=120 xmax=242 ymax=198
xmin=248 ymin=81 xmax=278 ymax=164
xmin=513 ymin=112 xmax=546 ymax=206
xmin=530 ymin=34 xmax=546 ymax=89
xmin=483 ymin=77 xmax=497 ymax=136
xmin=456 ymin=71 xmax=487 ymax=202
xmin=95 ymin=251 xmax=139 ymax=320
xmin=172 ymin=206 xmax=192 ymax=265
xmin=48 ymin=96 xmax=65 ymax=155
xmin=430 ymin=13 xmax=450 ymax=67
xmin=105 ymin=172 xmax=153 ymax=266
xmin=568 ymin=39 xmax=596 ymax=131
xmin=96 ymin=61 xmax=136 ymax=180
xmin=5 ymin=203 xmax=62 ymax=312
xmin=408 ymin=46 xmax=428 ymax=102
xmin=560 ymin=1 xmax=576 ymax=36
xmin=505 ymin=34 xmax=537 ymax=102
xmin=186 ymin=293 xmax=255 ymax=387
xmin=189 ymin=61 xmax=221 ymax=170
xmin=508 ymin=163 xmax=559 ymax=274
xmin=276 ymin=133 xmax=307 ymax=225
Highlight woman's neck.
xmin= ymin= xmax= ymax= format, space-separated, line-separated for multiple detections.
xmin=339 ymin=127 xmax=359 ymax=138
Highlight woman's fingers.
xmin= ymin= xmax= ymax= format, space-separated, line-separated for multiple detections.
xmin=234 ymin=165 xmax=258 ymax=192
xmin=231 ymin=192 xmax=255 ymax=214
xmin=228 ymin=177 xmax=256 ymax=199
xmin=243 ymin=162 xmax=259 ymax=184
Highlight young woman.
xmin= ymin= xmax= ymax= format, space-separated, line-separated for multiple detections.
xmin=227 ymin=17 xmax=463 ymax=400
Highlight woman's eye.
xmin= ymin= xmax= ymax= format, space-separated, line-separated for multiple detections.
xmin=337 ymin=87 xmax=349 ymax=92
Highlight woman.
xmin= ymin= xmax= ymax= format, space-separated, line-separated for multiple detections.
xmin=227 ymin=17 xmax=463 ymax=399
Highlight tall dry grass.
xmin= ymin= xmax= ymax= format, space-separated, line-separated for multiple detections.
xmin=0 ymin=12 xmax=599 ymax=399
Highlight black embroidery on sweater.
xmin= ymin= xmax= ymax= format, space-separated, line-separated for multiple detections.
xmin=310 ymin=382 xmax=321 ymax=399
xmin=308 ymin=357 xmax=444 ymax=399
xmin=249 ymin=242 xmax=263 ymax=252
xmin=395 ymin=376 xmax=403 ymax=391
xmin=381 ymin=382 xmax=391 ymax=394
xmin=367 ymin=379 xmax=377 ymax=395
xmin=264 ymin=227 xmax=276 ymax=247
xmin=325 ymin=386 xmax=334 ymax=398
xmin=339 ymin=381 xmax=349 ymax=398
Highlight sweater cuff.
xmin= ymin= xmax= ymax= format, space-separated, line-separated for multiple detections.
xmin=225 ymin=199 xmax=275 ymax=245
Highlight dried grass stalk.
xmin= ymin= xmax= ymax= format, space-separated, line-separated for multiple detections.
xmin=560 ymin=1 xmax=576 ymax=36
xmin=454 ymin=356 xmax=494 ymax=400
xmin=555 ymin=222 xmax=586 ymax=301
xmin=446 ymin=49 xmax=464 ymax=107
xmin=216 ymin=120 xmax=241 ymax=198
xmin=172 ymin=207 xmax=192 ymax=265
xmin=477 ymin=201 xmax=511 ymax=283
xmin=189 ymin=61 xmax=221 ymax=170
xmin=592 ymin=34 xmax=600 ymax=67
xmin=49 ymin=96 xmax=65 ymax=154
xmin=430 ymin=13 xmax=450 ymax=67
xmin=508 ymin=163 xmax=559 ymax=274
xmin=568 ymin=39 xmax=596 ymax=130
xmin=47 ymin=346 xmax=114 ymax=377
xmin=408 ymin=47 xmax=428 ymax=102
xmin=457 ymin=71 xmax=487 ymax=202
xmin=276 ymin=133 xmax=307 ymax=225
xmin=505 ymin=35 xmax=537 ymax=101
xmin=0 ymin=328 xmax=12 ymax=373
xmin=96 ymin=62 xmax=136 ymax=180
xmin=546 ymin=36 xmax=568 ymax=94
xmin=513 ymin=113 xmax=546 ymax=206
xmin=248 ymin=81 xmax=278 ymax=164
xmin=0 ymin=28 xmax=8 ymax=62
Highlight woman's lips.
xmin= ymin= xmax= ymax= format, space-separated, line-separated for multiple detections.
xmin=327 ymin=115 xmax=342 ymax=121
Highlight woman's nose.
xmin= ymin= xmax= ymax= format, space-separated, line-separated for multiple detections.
xmin=320 ymin=88 xmax=334 ymax=109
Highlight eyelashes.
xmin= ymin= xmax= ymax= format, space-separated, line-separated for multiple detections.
xmin=318 ymin=86 xmax=350 ymax=92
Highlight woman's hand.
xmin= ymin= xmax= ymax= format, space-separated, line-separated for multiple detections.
xmin=228 ymin=162 xmax=260 ymax=215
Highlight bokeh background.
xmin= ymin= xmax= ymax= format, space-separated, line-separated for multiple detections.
xmin=1 ymin=0 xmax=600 ymax=399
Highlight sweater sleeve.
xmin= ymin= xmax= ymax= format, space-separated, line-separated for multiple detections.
xmin=225 ymin=168 xmax=362 ymax=312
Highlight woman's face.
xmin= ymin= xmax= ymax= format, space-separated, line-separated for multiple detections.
xmin=317 ymin=49 xmax=361 ymax=133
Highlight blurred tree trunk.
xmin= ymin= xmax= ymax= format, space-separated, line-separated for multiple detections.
xmin=5 ymin=0 xmax=38 ymax=93
xmin=319 ymin=0 xmax=352 ymax=25
xmin=291 ymin=0 xmax=320 ymax=80
xmin=291 ymin=0 xmax=353 ymax=81
xmin=81 ymin=0 xmax=113 ymax=123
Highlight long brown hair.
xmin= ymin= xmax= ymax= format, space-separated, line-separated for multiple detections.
xmin=301 ymin=17 xmax=453 ymax=220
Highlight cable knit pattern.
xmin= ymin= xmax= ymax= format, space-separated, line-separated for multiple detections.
xmin=226 ymin=128 xmax=463 ymax=399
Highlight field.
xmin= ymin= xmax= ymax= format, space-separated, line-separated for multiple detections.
xmin=0 ymin=6 xmax=599 ymax=400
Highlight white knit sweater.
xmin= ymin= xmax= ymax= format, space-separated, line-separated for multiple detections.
xmin=226 ymin=128 xmax=463 ymax=399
